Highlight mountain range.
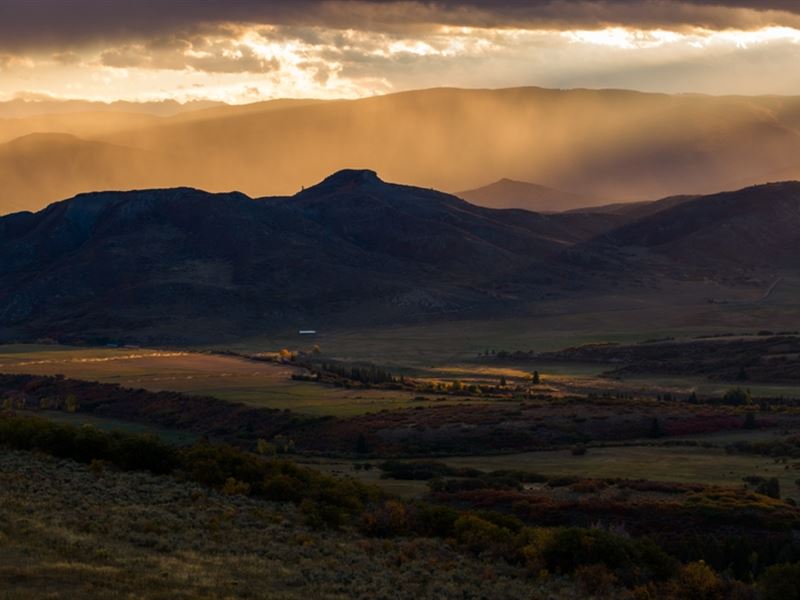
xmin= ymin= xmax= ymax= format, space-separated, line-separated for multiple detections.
xmin=0 ymin=170 xmax=797 ymax=343
xmin=3 ymin=87 xmax=800 ymax=214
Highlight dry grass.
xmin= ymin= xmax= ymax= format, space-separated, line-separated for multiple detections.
xmin=0 ymin=346 xmax=486 ymax=417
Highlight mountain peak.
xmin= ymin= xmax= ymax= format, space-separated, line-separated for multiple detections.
xmin=318 ymin=169 xmax=382 ymax=187
xmin=293 ymin=169 xmax=386 ymax=200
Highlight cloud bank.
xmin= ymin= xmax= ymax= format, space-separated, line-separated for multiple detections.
xmin=0 ymin=1 xmax=798 ymax=102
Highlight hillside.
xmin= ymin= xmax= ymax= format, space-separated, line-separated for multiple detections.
xmin=0 ymin=170 xmax=622 ymax=342
xmin=602 ymin=182 xmax=800 ymax=268
xmin=0 ymin=449 xmax=539 ymax=599
xmin=4 ymin=87 xmax=800 ymax=213
xmin=456 ymin=178 xmax=600 ymax=212
xmin=567 ymin=194 xmax=699 ymax=219
xmin=0 ymin=172 xmax=798 ymax=343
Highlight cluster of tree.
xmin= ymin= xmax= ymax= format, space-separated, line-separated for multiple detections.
xmin=0 ymin=412 xmax=178 ymax=474
xmin=742 ymin=475 xmax=782 ymax=499
xmin=380 ymin=460 xmax=551 ymax=493
xmin=722 ymin=387 xmax=753 ymax=405
xmin=415 ymin=374 xmax=541 ymax=398
xmin=316 ymin=362 xmax=404 ymax=387
xmin=417 ymin=380 xmax=484 ymax=395
xmin=477 ymin=349 xmax=535 ymax=359
xmin=379 ymin=460 xmax=478 ymax=480
xmin=359 ymin=504 xmax=680 ymax=590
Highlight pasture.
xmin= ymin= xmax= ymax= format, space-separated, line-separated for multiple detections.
xmin=439 ymin=445 xmax=794 ymax=490
xmin=318 ymin=428 xmax=800 ymax=500
xmin=0 ymin=345 xmax=481 ymax=417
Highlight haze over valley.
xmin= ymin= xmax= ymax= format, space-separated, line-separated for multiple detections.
xmin=4 ymin=87 xmax=800 ymax=214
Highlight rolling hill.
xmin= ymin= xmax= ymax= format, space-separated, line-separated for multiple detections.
xmin=0 ymin=172 xmax=796 ymax=343
xmin=4 ymin=87 xmax=800 ymax=214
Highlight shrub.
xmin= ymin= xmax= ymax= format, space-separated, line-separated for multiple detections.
xmin=453 ymin=514 xmax=513 ymax=556
xmin=536 ymin=527 xmax=676 ymax=584
xmin=360 ymin=500 xmax=408 ymax=537
xmin=723 ymin=388 xmax=752 ymax=406
xmin=221 ymin=477 xmax=251 ymax=496
xmin=669 ymin=561 xmax=724 ymax=600
xmin=261 ymin=474 xmax=304 ymax=503
xmin=575 ymin=564 xmax=618 ymax=597
xmin=571 ymin=479 xmax=607 ymax=494
xmin=410 ymin=503 xmax=459 ymax=538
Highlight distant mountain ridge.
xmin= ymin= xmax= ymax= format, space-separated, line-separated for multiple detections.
xmin=0 ymin=132 xmax=190 ymax=214
xmin=4 ymin=86 xmax=800 ymax=214
xmin=0 ymin=172 xmax=797 ymax=343
xmin=457 ymin=179 xmax=601 ymax=212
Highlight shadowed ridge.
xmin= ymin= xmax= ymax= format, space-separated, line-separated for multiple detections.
xmin=589 ymin=180 xmax=800 ymax=268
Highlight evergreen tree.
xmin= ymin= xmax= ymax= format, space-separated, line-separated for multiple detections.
xmin=532 ymin=371 xmax=541 ymax=385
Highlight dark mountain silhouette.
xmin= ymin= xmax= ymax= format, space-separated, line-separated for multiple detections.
xmin=0 ymin=172 xmax=797 ymax=343
xmin=456 ymin=178 xmax=600 ymax=212
xmin=603 ymin=182 xmax=800 ymax=268
xmin=0 ymin=170 xmax=623 ymax=342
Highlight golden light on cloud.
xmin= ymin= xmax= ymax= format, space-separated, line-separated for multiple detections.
xmin=708 ymin=25 xmax=800 ymax=48
xmin=563 ymin=28 xmax=684 ymax=49
xmin=2 ymin=19 xmax=800 ymax=104
xmin=563 ymin=25 xmax=800 ymax=50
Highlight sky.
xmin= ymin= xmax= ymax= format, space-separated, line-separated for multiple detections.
xmin=1 ymin=0 xmax=800 ymax=104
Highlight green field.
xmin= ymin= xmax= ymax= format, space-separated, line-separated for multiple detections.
xmin=315 ymin=431 xmax=800 ymax=500
xmin=0 ymin=344 xmax=485 ymax=417
xmin=3 ymin=338 xmax=799 ymax=419
xmin=440 ymin=446 xmax=794 ymax=491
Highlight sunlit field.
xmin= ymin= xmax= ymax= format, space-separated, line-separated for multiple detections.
xmin=0 ymin=345 xmax=488 ymax=417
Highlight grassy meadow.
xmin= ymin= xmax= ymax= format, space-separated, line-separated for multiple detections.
xmin=311 ymin=427 xmax=800 ymax=502
xmin=0 ymin=344 xmax=489 ymax=417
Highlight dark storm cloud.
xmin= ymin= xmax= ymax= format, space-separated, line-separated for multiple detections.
xmin=1 ymin=1 xmax=800 ymax=53
xmin=98 ymin=36 xmax=281 ymax=74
